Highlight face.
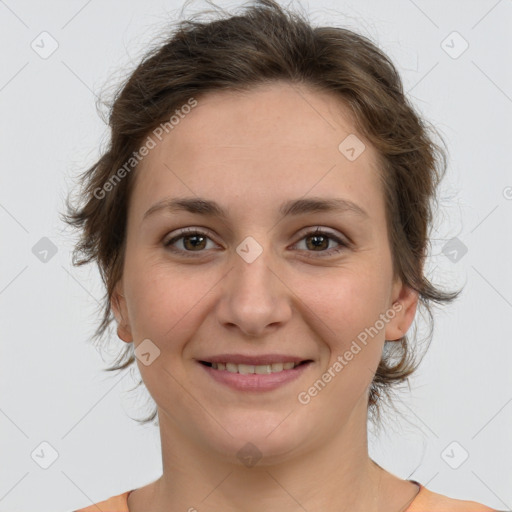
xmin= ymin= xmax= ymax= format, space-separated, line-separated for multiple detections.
xmin=112 ymin=81 xmax=417 ymax=464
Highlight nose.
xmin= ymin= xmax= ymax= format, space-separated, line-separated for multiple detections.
xmin=215 ymin=245 xmax=292 ymax=338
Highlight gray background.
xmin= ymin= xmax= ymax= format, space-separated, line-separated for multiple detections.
xmin=1 ymin=0 xmax=511 ymax=511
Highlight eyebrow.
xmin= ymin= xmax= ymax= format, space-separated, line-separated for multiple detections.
xmin=142 ymin=196 xmax=369 ymax=222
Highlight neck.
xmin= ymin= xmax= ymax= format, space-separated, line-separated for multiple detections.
xmin=149 ymin=396 xmax=389 ymax=512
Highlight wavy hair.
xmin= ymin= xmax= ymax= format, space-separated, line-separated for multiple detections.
xmin=63 ymin=0 xmax=459 ymax=427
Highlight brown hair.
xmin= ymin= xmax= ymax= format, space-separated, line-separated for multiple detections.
xmin=63 ymin=0 xmax=459 ymax=427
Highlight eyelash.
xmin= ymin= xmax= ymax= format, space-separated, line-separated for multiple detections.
xmin=162 ymin=227 xmax=349 ymax=259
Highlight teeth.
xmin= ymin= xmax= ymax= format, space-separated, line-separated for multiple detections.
xmin=211 ymin=362 xmax=302 ymax=373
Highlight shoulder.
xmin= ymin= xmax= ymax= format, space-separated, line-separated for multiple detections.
xmin=72 ymin=490 xmax=131 ymax=512
xmin=407 ymin=483 xmax=497 ymax=512
xmin=70 ymin=484 xmax=498 ymax=512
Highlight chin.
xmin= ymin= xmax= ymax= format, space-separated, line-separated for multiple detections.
xmin=201 ymin=409 xmax=315 ymax=466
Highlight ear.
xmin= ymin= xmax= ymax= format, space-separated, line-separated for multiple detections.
xmin=111 ymin=280 xmax=133 ymax=343
xmin=384 ymin=278 xmax=419 ymax=341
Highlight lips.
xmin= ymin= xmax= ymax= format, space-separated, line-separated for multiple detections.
xmin=198 ymin=356 xmax=313 ymax=391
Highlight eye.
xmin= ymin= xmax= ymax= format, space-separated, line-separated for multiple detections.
xmin=163 ymin=226 xmax=348 ymax=258
xmin=292 ymin=227 xmax=348 ymax=258
xmin=163 ymin=227 xmax=219 ymax=256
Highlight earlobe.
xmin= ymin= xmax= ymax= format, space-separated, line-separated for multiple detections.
xmin=111 ymin=281 xmax=133 ymax=343
xmin=385 ymin=281 xmax=419 ymax=341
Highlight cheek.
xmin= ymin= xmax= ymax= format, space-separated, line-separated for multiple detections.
xmin=296 ymin=265 xmax=390 ymax=389
xmin=302 ymin=266 xmax=389 ymax=338
xmin=123 ymin=257 xmax=219 ymax=342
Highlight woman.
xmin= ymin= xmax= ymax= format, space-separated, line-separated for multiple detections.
xmin=65 ymin=1 xmax=496 ymax=511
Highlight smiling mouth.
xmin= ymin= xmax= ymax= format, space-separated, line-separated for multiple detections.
xmin=199 ymin=360 xmax=312 ymax=374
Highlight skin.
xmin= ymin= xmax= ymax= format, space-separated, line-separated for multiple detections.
xmin=112 ymin=81 xmax=420 ymax=512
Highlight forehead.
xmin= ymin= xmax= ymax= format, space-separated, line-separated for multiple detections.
xmin=131 ymin=81 xmax=384 ymax=222
xmin=166 ymin=82 xmax=365 ymax=161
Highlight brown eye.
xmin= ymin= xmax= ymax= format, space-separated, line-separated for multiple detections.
xmin=163 ymin=229 xmax=217 ymax=256
xmin=305 ymin=233 xmax=330 ymax=251
xmin=294 ymin=228 xmax=348 ymax=258
xmin=181 ymin=233 xmax=207 ymax=251
xmin=163 ymin=227 xmax=348 ymax=259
